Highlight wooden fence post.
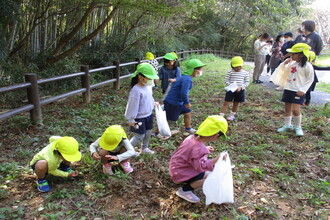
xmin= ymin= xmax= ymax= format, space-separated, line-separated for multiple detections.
xmin=181 ymin=49 xmax=184 ymax=60
xmin=81 ymin=65 xmax=91 ymax=103
xmin=135 ymin=58 xmax=141 ymax=67
xmin=189 ymin=49 xmax=192 ymax=56
xmin=113 ymin=61 xmax=120 ymax=90
xmin=25 ymin=73 xmax=42 ymax=124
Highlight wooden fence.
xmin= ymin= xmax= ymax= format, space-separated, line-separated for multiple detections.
xmin=0 ymin=49 xmax=254 ymax=124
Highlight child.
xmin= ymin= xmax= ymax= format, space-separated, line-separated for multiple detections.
xmin=220 ymin=56 xmax=250 ymax=121
xmin=159 ymin=53 xmax=181 ymax=94
xmin=125 ymin=63 xmax=159 ymax=154
xmin=145 ymin=52 xmax=160 ymax=88
xmin=30 ymin=136 xmax=81 ymax=192
xmin=273 ymin=43 xmax=314 ymax=136
xmin=169 ymin=115 xmax=228 ymax=203
xmin=89 ymin=125 xmax=136 ymax=175
xmin=162 ymin=59 xmax=206 ymax=135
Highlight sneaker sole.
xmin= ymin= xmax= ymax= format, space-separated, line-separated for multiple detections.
xmin=175 ymin=191 xmax=200 ymax=203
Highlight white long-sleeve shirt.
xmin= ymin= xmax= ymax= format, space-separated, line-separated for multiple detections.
xmin=89 ymin=138 xmax=135 ymax=162
xmin=278 ymin=61 xmax=314 ymax=93
xmin=224 ymin=69 xmax=250 ymax=90
xmin=125 ymin=84 xmax=154 ymax=123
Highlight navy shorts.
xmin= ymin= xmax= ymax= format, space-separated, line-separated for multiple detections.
xmin=224 ymin=90 xmax=245 ymax=102
xmin=164 ymin=100 xmax=191 ymax=121
xmin=281 ymin=89 xmax=305 ymax=105
xmin=184 ymin=172 xmax=205 ymax=184
xmin=130 ymin=114 xmax=153 ymax=134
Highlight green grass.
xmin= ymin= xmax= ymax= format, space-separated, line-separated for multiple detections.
xmin=0 ymin=54 xmax=329 ymax=219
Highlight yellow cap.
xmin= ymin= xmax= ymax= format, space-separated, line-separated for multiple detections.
xmin=56 ymin=137 xmax=81 ymax=162
xmin=196 ymin=115 xmax=228 ymax=139
xmin=286 ymin=43 xmax=310 ymax=58
xmin=171 ymin=52 xmax=179 ymax=59
xmin=99 ymin=125 xmax=127 ymax=151
xmin=145 ymin=52 xmax=154 ymax=60
xmin=231 ymin=56 xmax=244 ymax=67
xmin=308 ymin=51 xmax=316 ymax=62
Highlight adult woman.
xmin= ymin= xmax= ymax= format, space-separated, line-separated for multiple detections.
xmin=269 ymin=33 xmax=284 ymax=74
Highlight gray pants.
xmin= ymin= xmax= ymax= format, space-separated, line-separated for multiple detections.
xmin=252 ymin=54 xmax=266 ymax=81
xmin=130 ymin=130 xmax=152 ymax=149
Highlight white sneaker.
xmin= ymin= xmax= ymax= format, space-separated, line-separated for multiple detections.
xmin=185 ymin=128 xmax=197 ymax=134
xmin=142 ymin=148 xmax=155 ymax=154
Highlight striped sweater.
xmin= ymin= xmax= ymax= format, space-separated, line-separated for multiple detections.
xmin=224 ymin=69 xmax=250 ymax=90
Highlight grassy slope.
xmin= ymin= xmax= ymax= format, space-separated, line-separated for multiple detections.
xmin=0 ymin=54 xmax=329 ymax=219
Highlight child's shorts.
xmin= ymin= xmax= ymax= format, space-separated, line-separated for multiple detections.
xmin=224 ymin=90 xmax=245 ymax=102
xmin=184 ymin=172 xmax=205 ymax=184
xmin=281 ymin=89 xmax=305 ymax=105
xmin=164 ymin=100 xmax=191 ymax=121
xmin=130 ymin=114 xmax=153 ymax=134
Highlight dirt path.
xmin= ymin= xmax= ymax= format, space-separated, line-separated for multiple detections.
xmin=246 ymin=62 xmax=330 ymax=106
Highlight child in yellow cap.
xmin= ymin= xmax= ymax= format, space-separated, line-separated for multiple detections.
xmin=89 ymin=125 xmax=136 ymax=175
xmin=144 ymin=52 xmax=160 ymax=88
xmin=220 ymin=56 xmax=250 ymax=121
xmin=30 ymin=136 xmax=81 ymax=192
xmin=125 ymin=63 xmax=159 ymax=154
xmin=271 ymin=43 xmax=314 ymax=136
xmin=169 ymin=115 xmax=228 ymax=203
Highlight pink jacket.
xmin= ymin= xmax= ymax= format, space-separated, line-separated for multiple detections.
xmin=169 ymin=135 xmax=214 ymax=183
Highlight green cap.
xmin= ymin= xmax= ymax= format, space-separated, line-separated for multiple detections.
xmin=132 ymin=63 xmax=159 ymax=79
xmin=183 ymin=59 xmax=206 ymax=75
xmin=163 ymin=53 xmax=176 ymax=61
xmin=286 ymin=43 xmax=310 ymax=58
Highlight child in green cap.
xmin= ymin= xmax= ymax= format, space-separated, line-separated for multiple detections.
xmin=30 ymin=136 xmax=81 ymax=192
xmin=161 ymin=58 xmax=206 ymax=135
xmin=159 ymin=52 xmax=181 ymax=94
xmin=125 ymin=63 xmax=159 ymax=154
xmin=169 ymin=115 xmax=228 ymax=203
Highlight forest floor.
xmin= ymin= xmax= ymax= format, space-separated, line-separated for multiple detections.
xmin=0 ymin=55 xmax=329 ymax=219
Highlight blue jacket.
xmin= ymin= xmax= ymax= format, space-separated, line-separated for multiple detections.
xmin=159 ymin=66 xmax=181 ymax=93
xmin=164 ymin=75 xmax=192 ymax=106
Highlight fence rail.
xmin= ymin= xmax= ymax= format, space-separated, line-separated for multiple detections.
xmin=0 ymin=49 xmax=254 ymax=124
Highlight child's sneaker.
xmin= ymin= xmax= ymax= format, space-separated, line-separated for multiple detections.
xmin=59 ymin=163 xmax=73 ymax=173
xmin=277 ymin=125 xmax=292 ymax=133
xmin=120 ymin=161 xmax=133 ymax=174
xmin=142 ymin=148 xmax=155 ymax=154
xmin=227 ymin=113 xmax=235 ymax=121
xmin=185 ymin=128 xmax=197 ymax=134
xmin=103 ymin=163 xmax=113 ymax=175
xmin=37 ymin=179 xmax=50 ymax=192
xmin=175 ymin=187 xmax=200 ymax=203
xmin=154 ymin=132 xmax=170 ymax=140
xmin=170 ymin=130 xmax=180 ymax=135
xmin=294 ymin=126 xmax=304 ymax=136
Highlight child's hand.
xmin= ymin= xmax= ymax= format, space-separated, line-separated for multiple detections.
xmin=185 ymin=103 xmax=191 ymax=109
xmin=168 ymin=78 xmax=176 ymax=82
xmin=154 ymin=102 xmax=160 ymax=106
xmin=68 ymin=170 xmax=79 ymax=177
xmin=296 ymin=91 xmax=305 ymax=96
xmin=284 ymin=58 xmax=292 ymax=64
xmin=92 ymin=152 xmax=101 ymax=160
xmin=207 ymin=146 xmax=215 ymax=152
xmin=105 ymin=155 xmax=118 ymax=160
xmin=129 ymin=122 xmax=136 ymax=127
xmin=221 ymin=152 xmax=228 ymax=161
xmin=236 ymin=87 xmax=242 ymax=92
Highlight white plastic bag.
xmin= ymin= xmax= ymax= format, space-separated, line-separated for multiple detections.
xmin=155 ymin=105 xmax=171 ymax=138
xmin=203 ymin=151 xmax=234 ymax=205
xmin=162 ymin=82 xmax=172 ymax=101
xmin=270 ymin=63 xmax=289 ymax=87
xmin=224 ymin=82 xmax=238 ymax=92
